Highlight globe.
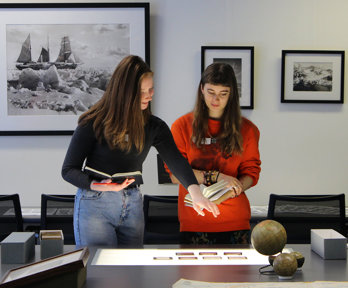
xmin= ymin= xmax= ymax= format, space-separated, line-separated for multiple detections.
xmin=290 ymin=251 xmax=305 ymax=268
xmin=251 ymin=219 xmax=287 ymax=255
xmin=273 ymin=253 xmax=298 ymax=279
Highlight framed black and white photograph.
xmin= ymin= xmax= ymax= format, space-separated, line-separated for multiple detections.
xmin=201 ymin=46 xmax=254 ymax=109
xmin=0 ymin=247 xmax=89 ymax=287
xmin=0 ymin=3 xmax=149 ymax=135
xmin=281 ymin=50 xmax=344 ymax=103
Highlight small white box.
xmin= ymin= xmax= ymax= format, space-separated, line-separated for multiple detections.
xmin=311 ymin=229 xmax=347 ymax=259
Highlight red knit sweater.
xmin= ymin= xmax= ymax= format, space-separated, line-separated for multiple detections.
xmin=170 ymin=112 xmax=261 ymax=232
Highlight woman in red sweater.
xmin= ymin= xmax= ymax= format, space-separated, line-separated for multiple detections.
xmin=168 ymin=62 xmax=261 ymax=244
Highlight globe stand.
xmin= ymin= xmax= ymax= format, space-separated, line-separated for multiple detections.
xmin=258 ymin=264 xmax=274 ymax=275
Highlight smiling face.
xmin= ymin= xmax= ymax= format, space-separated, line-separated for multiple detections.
xmin=140 ymin=75 xmax=154 ymax=110
xmin=201 ymin=83 xmax=230 ymax=118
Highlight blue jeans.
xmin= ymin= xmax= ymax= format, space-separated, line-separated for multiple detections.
xmin=74 ymin=187 xmax=144 ymax=247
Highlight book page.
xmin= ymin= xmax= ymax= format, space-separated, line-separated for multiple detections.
xmin=184 ymin=181 xmax=230 ymax=206
xmin=203 ymin=180 xmax=228 ymax=198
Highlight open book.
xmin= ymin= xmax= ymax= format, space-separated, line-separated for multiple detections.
xmin=84 ymin=166 xmax=143 ymax=184
xmin=184 ymin=180 xmax=234 ymax=206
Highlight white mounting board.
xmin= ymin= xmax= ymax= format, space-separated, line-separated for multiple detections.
xmin=91 ymin=248 xmax=292 ymax=266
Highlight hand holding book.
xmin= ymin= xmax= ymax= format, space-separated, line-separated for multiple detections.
xmin=185 ymin=180 xmax=236 ymax=207
xmin=186 ymin=184 xmax=220 ymax=218
xmin=84 ymin=166 xmax=143 ymax=185
xmin=91 ymin=178 xmax=135 ymax=192
xmin=216 ymin=173 xmax=244 ymax=196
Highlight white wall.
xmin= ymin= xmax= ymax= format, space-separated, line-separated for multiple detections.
xmin=1 ymin=0 xmax=348 ymax=207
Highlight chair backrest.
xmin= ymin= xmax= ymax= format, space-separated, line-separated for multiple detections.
xmin=267 ymin=194 xmax=346 ymax=244
xmin=0 ymin=194 xmax=24 ymax=241
xmin=40 ymin=194 xmax=75 ymax=244
xmin=143 ymin=195 xmax=180 ymax=244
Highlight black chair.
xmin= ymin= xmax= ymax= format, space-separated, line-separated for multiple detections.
xmin=267 ymin=194 xmax=346 ymax=244
xmin=40 ymin=194 xmax=75 ymax=245
xmin=143 ymin=195 xmax=180 ymax=244
xmin=0 ymin=194 xmax=24 ymax=241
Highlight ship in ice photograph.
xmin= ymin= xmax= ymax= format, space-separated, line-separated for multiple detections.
xmin=6 ymin=23 xmax=130 ymax=116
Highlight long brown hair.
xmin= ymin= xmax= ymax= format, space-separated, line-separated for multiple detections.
xmin=79 ymin=55 xmax=152 ymax=153
xmin=192 ymin=62 xmax=243 ymax=156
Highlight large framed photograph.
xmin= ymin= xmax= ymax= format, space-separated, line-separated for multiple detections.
xmin=201 ymin=46 xmax=254 ymax=109
xmin=0 ymin=247 xmax=89 ymax=287
xmin=281 ymin=50 xmax=344 ymax=103
xmin=0 ymin=3 xmax=150 ymax=135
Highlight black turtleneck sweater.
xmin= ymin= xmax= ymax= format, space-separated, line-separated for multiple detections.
xmin=62 ymin=115 xmax=198 ymax=190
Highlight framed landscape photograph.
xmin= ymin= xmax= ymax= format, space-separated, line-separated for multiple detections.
xmin=201 ymin=46 xmax=254 ymax=109
xmin=0 ymin=3 xmax=149 ymax=135
xmin=281 ymin=50 xmax=344 ymax=103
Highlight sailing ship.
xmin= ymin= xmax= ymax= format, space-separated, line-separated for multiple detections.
xmin=15 ymin=34 xmax=80 ymax=70
xmin=54 ymin=36 xmax=79 ymax=69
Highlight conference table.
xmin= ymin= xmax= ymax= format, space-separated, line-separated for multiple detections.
xmin=0 ymin=244 xmax=347 ymax=287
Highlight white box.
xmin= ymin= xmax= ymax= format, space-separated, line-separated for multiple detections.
xmin=311 ymin=229 xmax=347 ymax=259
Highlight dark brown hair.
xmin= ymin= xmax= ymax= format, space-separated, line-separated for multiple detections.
xmin=192 ymin=62 xmax=242 ymax=156
xmin=79 ymin=55 xmax=153 ymax=153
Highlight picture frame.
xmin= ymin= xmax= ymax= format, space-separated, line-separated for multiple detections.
xmin=0 ymin=247 xmax=89 ymax=287
xmin=0 ymin=3 xmax=150 ymax=135
xmin=281 ymin=50 xmax=344 ymax=103
xmin=201 ymin=46 xmax=254 ymax=109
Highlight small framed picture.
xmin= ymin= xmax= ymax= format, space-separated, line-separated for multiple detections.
xmin=281 ymin=50 xmax=344 ymax=103
xmin=201 ymin=46 xmax=254 ymax=109
xmin=0 ymin=247 xmax=89 ymax=287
